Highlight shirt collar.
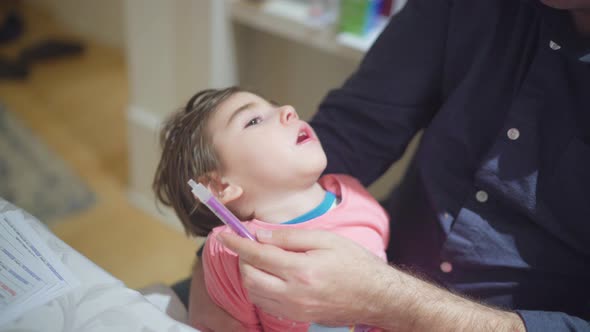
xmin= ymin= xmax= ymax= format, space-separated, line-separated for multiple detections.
xmin=536 ymin=2 xmax=590 ymax=63
xmin=281 ymin=191 xmax=337 ymax=225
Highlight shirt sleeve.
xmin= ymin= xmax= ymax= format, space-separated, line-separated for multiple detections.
xmin=310 ymin=0 xmax=451 ymax=186
xmin=517 ymin=310 xmax=590 ymax=331
xmin=202 ymin=231 xmax=262 ymax=331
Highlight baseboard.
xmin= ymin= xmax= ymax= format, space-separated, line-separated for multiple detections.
xmin=127 ymin=104 xmax=163 ymax=131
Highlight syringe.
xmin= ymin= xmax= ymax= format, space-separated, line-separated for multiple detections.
xmin=187 ymin=179 xmax=257 ymax=241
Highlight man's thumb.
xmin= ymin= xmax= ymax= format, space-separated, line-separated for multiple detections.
xmin=255 ymin=229 xmax=336 ymax=251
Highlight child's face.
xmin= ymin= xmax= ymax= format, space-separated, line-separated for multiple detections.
xmin=207 ymin=92 xmax=327 ymax=195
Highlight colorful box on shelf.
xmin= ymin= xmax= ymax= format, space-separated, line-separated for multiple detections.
xmin=339 ymin=0 xmax=384 ymax=37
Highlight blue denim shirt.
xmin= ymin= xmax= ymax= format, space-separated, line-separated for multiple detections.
xmin=311 ymin=0 xmax=590 ymax=330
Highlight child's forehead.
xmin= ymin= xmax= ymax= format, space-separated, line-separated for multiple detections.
xmin=208 ymin=91 xmax=267 ymax=128
xmin=214 ymin=92 xmax=268 ymax=118
xmin=220 ymin=91 xmax=266 ymax=109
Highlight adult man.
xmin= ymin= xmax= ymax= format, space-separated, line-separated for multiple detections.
xmin=190 ymin=0 xmax=590 ymax=330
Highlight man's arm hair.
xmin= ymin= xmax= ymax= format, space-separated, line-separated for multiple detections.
xmin=364 ymin=264 xmax=525 ymax=332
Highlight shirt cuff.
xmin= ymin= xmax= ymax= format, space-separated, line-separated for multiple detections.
xmin=517 ymin=310 xmax=590 ymax=331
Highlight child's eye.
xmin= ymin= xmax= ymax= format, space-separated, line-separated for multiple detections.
xmin=245 ymin=117 xmax=262 ymax=128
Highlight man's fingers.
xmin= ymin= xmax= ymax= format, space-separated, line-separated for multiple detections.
xmin=245 ymin=294 xmax=284 ymax=318
xmin=239 ymin=261 xmax=286 ymax=292
xmin=218 ymin=232 xmax=300 ymax=274
xmin=255 ymin=228 xmax=341 ymax=251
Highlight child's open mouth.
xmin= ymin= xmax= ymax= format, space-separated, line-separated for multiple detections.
xmin=296 ymin=126 xmax=312 ymax=144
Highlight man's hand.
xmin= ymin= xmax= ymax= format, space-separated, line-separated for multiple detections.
xmin=187 ymin=258 xmax=244 ymax=332
xmin=219 ymin=229 xmax=526 ymax=332
xmin=218 ymin=229 xmax=390 ymax=326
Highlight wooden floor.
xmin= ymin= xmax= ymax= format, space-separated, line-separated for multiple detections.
xmin=0 ymin=5 xmax=202 ymax=289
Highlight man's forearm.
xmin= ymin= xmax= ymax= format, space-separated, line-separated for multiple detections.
xmin=364 ymin=264 xmax=526 ymax=332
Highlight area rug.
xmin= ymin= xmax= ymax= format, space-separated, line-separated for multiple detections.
xmin=0 ymin=104 xmax=94 ymax=225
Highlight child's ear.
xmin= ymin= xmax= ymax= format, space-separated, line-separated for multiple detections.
xmin=197 ymin=173 xmax=243 ymax=204
xmin=217 ymin=179 xmax=243 ymax=205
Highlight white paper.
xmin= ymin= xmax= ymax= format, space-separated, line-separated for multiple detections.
xmin=0 ymin=210 xmax=79 ymax=326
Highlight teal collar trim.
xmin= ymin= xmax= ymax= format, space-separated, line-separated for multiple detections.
xmin=282 ymin=191 xmax=336 ymax=225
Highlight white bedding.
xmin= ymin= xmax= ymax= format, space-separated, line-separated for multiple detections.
xmin=0 ymin=198 xmax=198 ymax=332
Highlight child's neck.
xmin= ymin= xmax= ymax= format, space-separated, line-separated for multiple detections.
xmin=252 ymin=182 xmax=327 ymax=224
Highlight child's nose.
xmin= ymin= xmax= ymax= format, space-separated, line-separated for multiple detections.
xmin=279 ymin=106 xmax=298 ymax=124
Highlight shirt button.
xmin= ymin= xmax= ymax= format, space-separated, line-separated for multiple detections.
xmin=440 ymin=261 xmax=453 ymax=273
xmin=549 ymin=40 xmax=561 ymax=50
xmin=507 ymin=128 xmax=520 ymax=140
xmin=475 ymin=190 xmax=488 ymax=203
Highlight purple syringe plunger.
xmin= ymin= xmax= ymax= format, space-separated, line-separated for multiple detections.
xmin=188 ymin=180 xmax=256 ymax=241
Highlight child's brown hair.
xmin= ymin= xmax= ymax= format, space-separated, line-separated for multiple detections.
xmin=153 ymin=86 xmax=242 ymax=237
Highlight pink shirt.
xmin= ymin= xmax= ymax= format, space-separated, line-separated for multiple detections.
xmin=202 ymin=174 xmax=390 ymax=332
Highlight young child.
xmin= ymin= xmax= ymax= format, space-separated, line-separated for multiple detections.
xmin=153 ymin=86 xmax=389 ymax=332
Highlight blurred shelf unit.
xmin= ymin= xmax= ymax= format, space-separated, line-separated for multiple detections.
xmin=228 ymin=0 xmax=393 ymax=61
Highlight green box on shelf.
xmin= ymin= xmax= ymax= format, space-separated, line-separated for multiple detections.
xmin=339 ymin=0 xmax=383 ymax=36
